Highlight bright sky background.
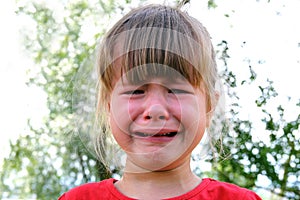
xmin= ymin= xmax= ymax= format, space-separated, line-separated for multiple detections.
xmin=0 ymin=0 xmax=300 ymax=193
xmin=0 ymin=1 xmax=28 ymax=165
xmin=0 ymin=1 xmax=49 ymax=169
xmin=188 ymin=0 xmax=300 ymax=141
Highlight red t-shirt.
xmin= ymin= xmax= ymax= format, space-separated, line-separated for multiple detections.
xmin=58 ymin=178 xmax=262 ymax=200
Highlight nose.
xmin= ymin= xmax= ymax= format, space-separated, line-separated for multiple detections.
xmin=143 ymin=104 xmax=169 ymax=120
xmin=143 ymin=91 xmax=169 ymax=121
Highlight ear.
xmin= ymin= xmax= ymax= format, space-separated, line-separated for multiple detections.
xmin=206 ymin=92 xmax=219 ymax=127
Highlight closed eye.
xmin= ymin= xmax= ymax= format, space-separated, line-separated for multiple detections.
xmin=124 ymin=89 xmax=144 ymax=95
xmin=168 ymin=89 xmax=189 ymax=94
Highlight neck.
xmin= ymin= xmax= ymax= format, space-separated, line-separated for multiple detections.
xmin=114 ymin=160 xmax=202 ymax=199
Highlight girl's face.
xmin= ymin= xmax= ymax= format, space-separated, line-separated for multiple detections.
xmin=108 ymin=66 xmax=210 ymax=172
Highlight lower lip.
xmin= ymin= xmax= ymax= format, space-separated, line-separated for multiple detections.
xmin=132 ymin=134 xmax=178 ymax=143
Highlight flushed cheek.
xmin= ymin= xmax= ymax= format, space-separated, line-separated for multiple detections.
xmin=110 ymin=115 xmax=133 ymax=150
xmin=109 ymin=98 xmax=135 ymax=148
xmin=181 ymin=101 xmax=206 ymax=138
xmin=128 ymin=99 xmax=144 ymax=122
xmin=167 ymin=98 xmax=182 ymax=116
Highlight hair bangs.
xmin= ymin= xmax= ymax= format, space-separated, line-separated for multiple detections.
xmin=117 ymin=48 xmax=202 ymax=86
xmin=110 ymin=25 xmax=203 ymax=86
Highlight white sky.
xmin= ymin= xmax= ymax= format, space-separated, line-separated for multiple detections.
xmin=0 ymin=1 xmax=27 ymax=164
xmin=0 ymin=1 xmax=48 ymax=168
xmin=0 ymin=0 xmax=300 ymax=187
xmin=189 ymin=0 xmax=300 ymax=135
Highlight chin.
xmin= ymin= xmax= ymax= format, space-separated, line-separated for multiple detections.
xmin=125 ymin=148 xmax=189 ymax=172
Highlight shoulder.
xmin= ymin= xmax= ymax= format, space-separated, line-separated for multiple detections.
xmin=58 ymin=178 xmax=117 ymax=200
xmin=203 ymin=178 xmax=262 ymax=200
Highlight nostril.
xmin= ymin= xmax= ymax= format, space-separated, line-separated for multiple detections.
xmin=143 ymin=104 xmax=169 ymax=120
xmin=158 ymin=116 xmax=166 ymax=120
xmin=144 ymin=115 xmax=166 ymax=120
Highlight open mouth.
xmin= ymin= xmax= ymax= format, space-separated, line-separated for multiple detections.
xmin=134 ymin=132 xmax=178 ymax=137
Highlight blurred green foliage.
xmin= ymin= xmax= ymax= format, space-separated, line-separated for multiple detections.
xmin=0 ymin=0 xmax=299 ymax=199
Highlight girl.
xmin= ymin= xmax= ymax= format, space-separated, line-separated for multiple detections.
xmin=59 ymin=4 xmax=262 ymax=200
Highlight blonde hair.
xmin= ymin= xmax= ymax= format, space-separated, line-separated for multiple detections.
xmin=94 ymin=4 xmax=220 ymax=170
